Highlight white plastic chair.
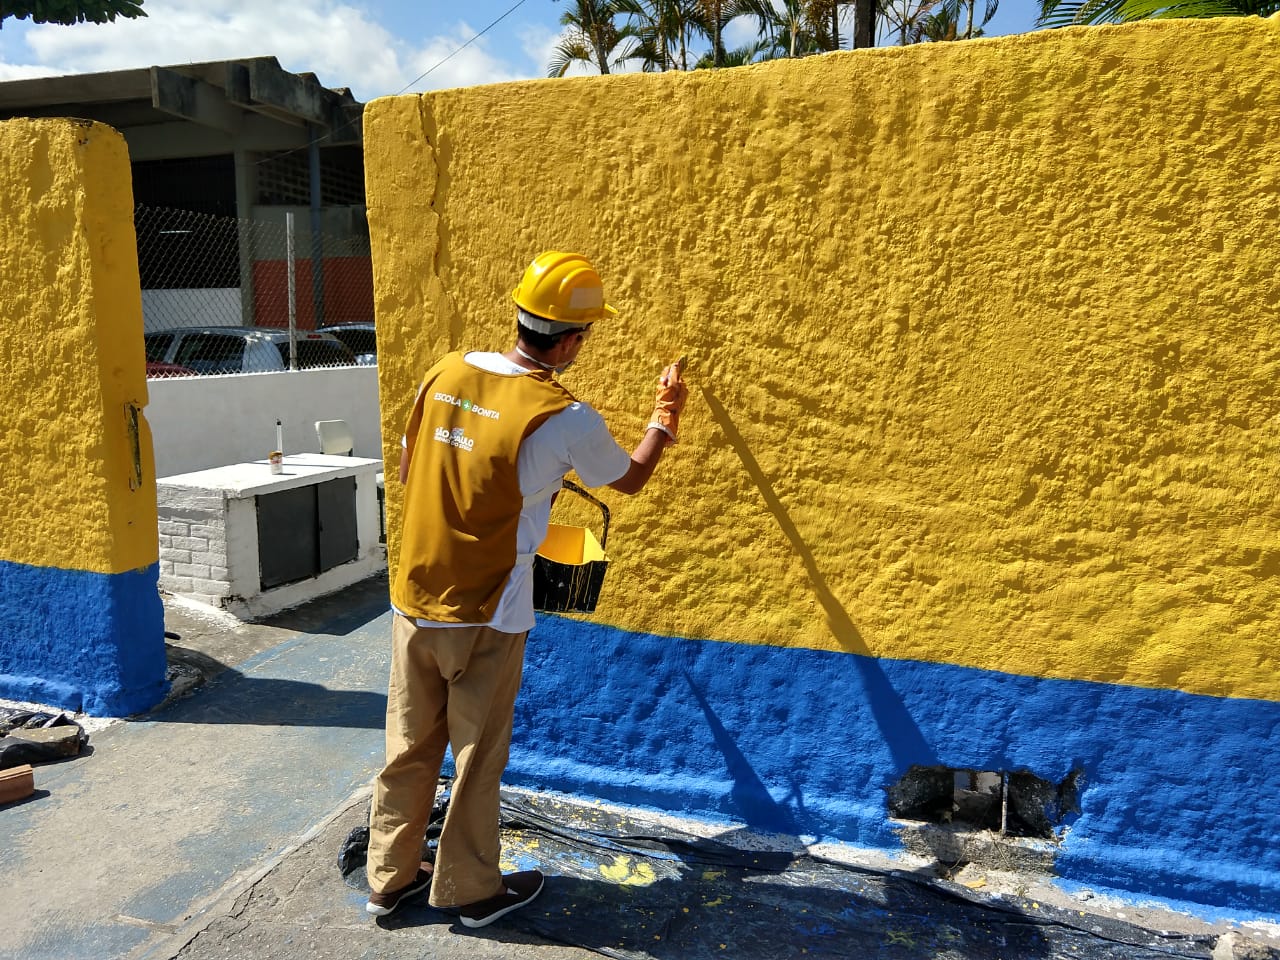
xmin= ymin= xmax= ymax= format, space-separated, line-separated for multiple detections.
xmin=315 ymin=420 xmax=355 ymax=457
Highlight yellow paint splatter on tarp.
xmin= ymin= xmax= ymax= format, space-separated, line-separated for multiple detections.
xmin=498 ymin=829 xmax=543 ymax=873
xmin=702 ymin=869 xmax=725 ymax=882
xmin=599 ymin=855 xmax=658 ymax=886
xmin=886 ymin=929 xmax=916 ymax=947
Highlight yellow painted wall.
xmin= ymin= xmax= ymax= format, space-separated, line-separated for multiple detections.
xmin=367 ymin=16 xmax=1280 ymax=702
xmin=0 ymin=118 xmax=157 ymax=575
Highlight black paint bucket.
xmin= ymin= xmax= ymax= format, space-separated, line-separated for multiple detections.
xmin=532 ymin=480 xmax=610 ymax=613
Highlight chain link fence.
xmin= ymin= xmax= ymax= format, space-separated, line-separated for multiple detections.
xmin=136 ymin=204 xmax=376 ymax=376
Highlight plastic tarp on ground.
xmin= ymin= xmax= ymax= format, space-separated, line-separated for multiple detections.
xmin=0 ymin=708 xmax=86 ymax=770
xmin=340 ymin=787 xmax=1216 ymax=960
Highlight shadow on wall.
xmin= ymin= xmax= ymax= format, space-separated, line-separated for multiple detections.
xmin=702 ymin=387 xmax=935 ymax=772
xmin=682 ymin=669 xmax=803 ymax=835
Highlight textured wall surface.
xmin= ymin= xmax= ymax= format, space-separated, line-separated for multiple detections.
xmin=0 ymin=118 xmax=166 ymax=716
xmin=366 ymin=17 xmax=1280 ymax=916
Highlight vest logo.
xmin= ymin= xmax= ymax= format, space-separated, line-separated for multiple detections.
xmin=433 ymin=391 xmax=500 ymax=420
xmin=433 ymin=426 xmax=475 ymax=451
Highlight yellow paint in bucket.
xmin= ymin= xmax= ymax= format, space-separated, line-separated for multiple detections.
xmin=533 ymin=481 xmax=610 ymax=613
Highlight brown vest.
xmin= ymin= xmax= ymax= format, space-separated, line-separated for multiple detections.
xmin=391 ymin=352 xmax=575 ymax=623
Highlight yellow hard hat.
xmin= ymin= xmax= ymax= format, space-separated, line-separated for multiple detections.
xmin=512 ymin=251 xmax=617 ymax=326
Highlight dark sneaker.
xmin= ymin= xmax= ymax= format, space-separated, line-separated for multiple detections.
xmin=458 ymin=870 xmax=545 ymax=929
xmin=366 ymin=868 xmax=432 ymax=917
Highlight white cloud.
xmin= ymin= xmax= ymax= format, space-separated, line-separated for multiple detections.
xmin=722 ymin=16 xmax=762 ymax=54
xmin=405 ymin=22 xmax=529 ymax=94
xmin=17 ymin=0 xmax=409 ymax=99
xmin=0 ymin=62 xmax=60 ymax=82
xmin=520 ymin=23 xmax=568 ymax=80
xmin=0 ymin=1 xmax=549 ymax=101
xmin=519 ymin=23 xmax=595 ymax=80
xmin=519 ymin=21 xmax=649 ymax=80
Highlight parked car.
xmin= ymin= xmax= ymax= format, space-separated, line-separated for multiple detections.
xmin=146 ymin=360 xmax=196 ymax=378
xmin=320 ymin=322 xmax=377 ymax=365
xmin=144 ymin=326 xmax=356 ymax=375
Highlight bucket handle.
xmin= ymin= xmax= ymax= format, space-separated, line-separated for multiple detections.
xmin=560 ymin=479 xmax=610 ymax=550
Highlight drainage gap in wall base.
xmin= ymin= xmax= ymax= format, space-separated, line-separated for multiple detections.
xmin=887 ymin=766 xmax=1082 ymax=876
xmin=887 ymin=765 xmax=1081 ymax=839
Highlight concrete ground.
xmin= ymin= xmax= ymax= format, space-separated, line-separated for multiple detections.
xmin=1 ymin=574 xmax=1276 ymax=960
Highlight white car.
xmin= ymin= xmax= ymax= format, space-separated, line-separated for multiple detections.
xmin=144 ymin=326 xmax=356 ymax=375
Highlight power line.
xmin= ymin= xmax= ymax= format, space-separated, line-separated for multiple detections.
xmin=253 ymin=0 xmax=533 ymax=170
xmin=393 ymin=0 xmax=530 ymax=95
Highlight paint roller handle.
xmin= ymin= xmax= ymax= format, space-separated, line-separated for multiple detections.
xmin=649 ymin=356 xmax=688 ymax=446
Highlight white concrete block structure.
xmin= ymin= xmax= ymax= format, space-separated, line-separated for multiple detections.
xmin=157 ymin=454 xmax=384 ymax=619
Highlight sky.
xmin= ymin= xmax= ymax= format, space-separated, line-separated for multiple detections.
xmin=0 ymin=1 xmax=1043 ymax=103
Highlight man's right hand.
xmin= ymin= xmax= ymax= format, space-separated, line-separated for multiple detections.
xmin=650 ymin=358 xmax=688 ymax=446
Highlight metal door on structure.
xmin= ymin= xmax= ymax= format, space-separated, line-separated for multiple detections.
xmin=256 ymin=477 xmax=359 ymax=589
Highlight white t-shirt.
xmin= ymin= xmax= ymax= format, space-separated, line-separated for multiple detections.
xmin=396 ymin=351 xmax=632 ymax=634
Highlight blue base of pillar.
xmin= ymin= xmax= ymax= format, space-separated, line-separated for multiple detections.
xmin=0 ymin=559 xmax=168 ymax=716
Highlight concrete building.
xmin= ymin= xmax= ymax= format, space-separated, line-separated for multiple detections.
xmin=0 ymin=57 xmax=371 ymax=331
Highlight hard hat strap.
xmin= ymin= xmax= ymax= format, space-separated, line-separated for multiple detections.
xmin=515 ymin=346 xmax=558 ymax=372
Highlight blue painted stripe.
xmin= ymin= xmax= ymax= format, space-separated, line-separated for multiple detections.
xmin=0 ymin=559 xmax=168 ymax=716
xmin=510 ymin=615 xmax=1280 ymax=917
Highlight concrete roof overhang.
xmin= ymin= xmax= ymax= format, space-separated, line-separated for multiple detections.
xmin=0 ymin=56 xmax=364 ymax=161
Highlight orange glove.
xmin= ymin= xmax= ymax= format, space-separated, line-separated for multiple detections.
xmin=648 ymin=358 xmax=688 ymax=446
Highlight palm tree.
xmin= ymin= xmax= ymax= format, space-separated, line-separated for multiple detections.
xmin=957 ymin=0 xmax=999 ymax=37
xmin=879 ymin=0 xmax=940 ymax=44
xmin=694 ymin=0 xmax=742 ymax=67
xmin=737 ymin=0 xmax=839 ymax=58
xmin=916 ymin=1 xmax=961 ymax=39
xmin=913 ymin=0 xmax=999 ymax=40
xmin=549 ymin=0 xmax=626 ymax=76
xmin=695 ymin=37 xmax=772 ymax=66
xmin=616 ymin=0 xmax=708 ymax=71
xmin=1 ymin=0 xmax=145 ymax=29
xmin=851 ymin=0 xmax=877 ymax=46
xmin=1037 ymin=0 xmax=1277 ymax=26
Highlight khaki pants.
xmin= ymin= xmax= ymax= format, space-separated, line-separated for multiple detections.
xmin=367 ymin=614 xmax=527 ymax=908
